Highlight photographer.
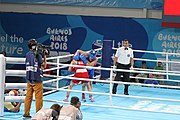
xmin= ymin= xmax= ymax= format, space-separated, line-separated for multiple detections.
xmin=23 ymin=39 xmax=47 ymax=118
xmin=59 ymin=96 xmax=83 ymax=120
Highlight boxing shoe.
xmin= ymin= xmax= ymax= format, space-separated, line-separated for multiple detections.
xmin=89 ymin=96 xmax=95 ymax=102
xmin=82 ymin=95 xmax=86 ymax=102
xmin=63 ymin=97 xmax=68 ymax=102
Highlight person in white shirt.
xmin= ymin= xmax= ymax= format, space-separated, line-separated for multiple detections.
xmin=31 ymin=104 xmax=62 ymax=120
xmin=59 ymin=96 xmax=83 ymax=120
xmin=112 ymin=39 xmax=134 ymax=95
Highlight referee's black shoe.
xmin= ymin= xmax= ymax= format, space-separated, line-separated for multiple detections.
xmin=124 ymin=91 xmax=129 ymax=95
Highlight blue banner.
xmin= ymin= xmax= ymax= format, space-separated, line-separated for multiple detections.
xmin=1 ymin=12 xmax=180 ymax=68
xmin=1 ymin=0 xmax=163 ymax=9
xmin=1 ymin=12 xmax=180 ymax=82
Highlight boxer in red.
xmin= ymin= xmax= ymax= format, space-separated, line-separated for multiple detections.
xmin=63 ymin=54 xmax=93 ymax=102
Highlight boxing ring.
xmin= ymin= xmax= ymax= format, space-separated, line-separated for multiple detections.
xmin=0 ymin=46 xmax=180 ymax=120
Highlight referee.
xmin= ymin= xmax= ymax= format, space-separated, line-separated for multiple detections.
xmin=112 ymin=39 xmax=134 ymax=95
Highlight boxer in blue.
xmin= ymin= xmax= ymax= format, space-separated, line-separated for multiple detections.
xmin=74 ymin=49 xmax=98 ymax=102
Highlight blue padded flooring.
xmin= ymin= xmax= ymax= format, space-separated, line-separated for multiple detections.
xmin=1 ymin=83 xmax=180 ymax=120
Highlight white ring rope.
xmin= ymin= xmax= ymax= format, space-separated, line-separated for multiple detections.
xmin=43 ymin=70 xmax=180 ymax=85
xmin=130 ymin=76 xmax=180 ymax=83
xmin=113 ymin=47 xmax=180 ymax=56
xmin=43 ymin=63 xmax=180 ymax=83
xmin=1 ymin=47 xmax=180 ymax=116
xmin=5 ymin=83 xmax=27 ymax=89
xmin=43 ymin=74 xmax=180 ymax=89
xmin=6 ymin=70 xmax=25 ymax=77
xmin=133 ymin=67 xmax=180 ymax=74
xmin=43 ymin=66 xmax=66 ymax=72
xmin=113 ymin=47 xmax=180 ymax=64
xmin=5 ymin=57 xmax=25 ymax=64
xmin=43 ymin=87 xmax=180 ymax=103
xmin=47 ymin=54 xmax=73 ymax=61
xmin=5 ymin=64 xmax=180 ymax=83
xmin=43 ymin=74 xmax=74 ymax=84
xmin=134 ymin=58 xmax=180 ymax=64
xmin=46 ymin=48 xmax=102 ymax=61
xmin=5 ymin=96 xmax=25 ymax=102
xmin=45 ymin=63 xmax=180 ymax=77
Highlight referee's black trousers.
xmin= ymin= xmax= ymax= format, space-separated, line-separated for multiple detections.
xmin=112 ymin=63 xmax=130 ymax=94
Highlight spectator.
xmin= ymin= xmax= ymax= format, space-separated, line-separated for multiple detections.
xmin=154 ymin=61 xmax=164 ymax=81
xmin=135 ymin=61 xmax=149 ymax=83
xmin=112 ymin=39 xmax=134 ymax=95
xmin=59 ymin=96 xmax=83 ymax=120
xmin=4 ymin=90 xmax=21 ymax=112
xmin=148 ymin=61 xmax=164 ymax=85
xmin=23 ymin=39 xmax=47 ymax=118
xmin=32 ymin=104 xmax=62 ymax=120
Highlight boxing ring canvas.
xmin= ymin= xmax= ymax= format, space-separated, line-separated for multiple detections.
xmin=1 ymin=84 xmax=180 ymax=120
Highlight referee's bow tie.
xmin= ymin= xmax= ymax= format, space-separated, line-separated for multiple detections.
xmin=124 ymin=48 xmax=128 ymax=50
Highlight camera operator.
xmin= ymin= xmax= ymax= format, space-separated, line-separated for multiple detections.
xmin=23 ymin=39 xmax=47 ymax=118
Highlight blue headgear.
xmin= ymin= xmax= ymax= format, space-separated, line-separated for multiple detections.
xmin=88 ymin=49 xmax=96 ymax=60
xmin=79 ymin=54 xmax=87 ymax=64
xmin=73 ymin=52 xmax=80 ymax=61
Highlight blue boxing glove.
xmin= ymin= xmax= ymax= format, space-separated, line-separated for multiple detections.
xmin=80 ymin=54 xmax=87 ymax=64
xmin=88 ymin=49 xmax=96 ymax=60
xmin=73 ymin=52 xmax=80 ymax=60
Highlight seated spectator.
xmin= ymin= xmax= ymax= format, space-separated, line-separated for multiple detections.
xmin=130 ymin=64 xmax=138 ymax=82
xmin=32 ymin=104 xmax=62 ymax=120
xmin=59 ymin=96 xmax=83 ymax=120
xmin=148 ymin=61 xmax=164 ymax=85
xmin=135 ymin=61 xmax=149 ymax=83
xmin=4 ymin=90 xmax=21 ymax=112
xmin=145 ymin=74 xmax=159 ymax=85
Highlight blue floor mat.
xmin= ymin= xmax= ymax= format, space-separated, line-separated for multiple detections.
xmin=1 ymin=83 xmax=180 ymax=120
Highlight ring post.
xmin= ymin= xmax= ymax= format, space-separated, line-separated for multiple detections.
xmin=165 ymin=53 xmax=169 ymax=84
xmin=56 ymin=58 xmax=60 ymax=89
xmin=109 ymin=68 xmax=113 ymax=106
xmin=101 ymin=40 xmax=112 ymax=79
xmin=0 ymin=54 xmax=6 ymax=116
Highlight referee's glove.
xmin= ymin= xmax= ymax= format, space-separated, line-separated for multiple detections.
xmin=130 ymin=66 xmax=133 ymax=70
xmin=112 ymin=65 xmax=117 ymax=73
xmin=113 ymin=65 xmax=116 ymax=70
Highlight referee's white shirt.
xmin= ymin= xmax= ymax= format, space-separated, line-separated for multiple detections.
xmin=115 ymin=47 xmax=134 ymax=65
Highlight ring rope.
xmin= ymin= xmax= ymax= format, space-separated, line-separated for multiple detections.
xmin=43 ymin=87 xmax=180 ymax=103
xmin=133 ymin=67 xmax=180 ymax=74
xmin=43 ymin=74 xmax=180 ymax=89
xmin=113 ymin=47 xmax=180 ymax=56
xmin=1 ymin=47 xmax=180 ymax=116
xmin=134 ymin=58 xmax=180 ymax=64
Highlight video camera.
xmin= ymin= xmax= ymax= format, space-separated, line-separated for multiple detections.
xmin=36 ymin=43 xmax=50 ymax=56
xmin=28 ymin=39 xmax=50 ymax=56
